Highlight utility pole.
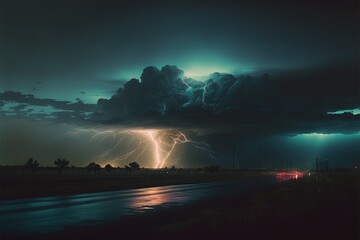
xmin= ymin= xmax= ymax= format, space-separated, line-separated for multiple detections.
xmin=325 ymin=158 xmax=329 ymax=171
xmin=259 ymin=152 xmax=262 ymax=173
xmin=233 ymin=145 xmax=236 ymax=171
xmin=237 ymin=146 xmax=240 ymax=169
xmin=272 ymin=153 xmax=276 ymax=170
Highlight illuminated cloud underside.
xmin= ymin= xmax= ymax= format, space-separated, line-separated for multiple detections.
xmin=70 ymin=128 xmax=216 ymax=168
xmin=327 ymin=108 xmax=360 ymax=115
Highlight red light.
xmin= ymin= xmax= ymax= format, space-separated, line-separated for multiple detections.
xmin=276 ymin=171 xmax=304 ymax=182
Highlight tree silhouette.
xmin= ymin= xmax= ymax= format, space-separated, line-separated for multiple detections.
xmin=54 ymin=158 xmax=69 ymax=178
xmin=25 ymin=158 xmax=39 ymax=175
xmin=105 ymin=164 xmax=113 ymax=172
xmin=129 ymin=162 xmax=140 ymax=170
xmin=87 ymin=162 xmax=101 ymax=174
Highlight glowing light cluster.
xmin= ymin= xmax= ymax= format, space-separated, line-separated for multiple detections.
xmin=276 ymin=171 xmax=304 ymax=182
xmin=70 ymin=128 xmax=216 ymax=168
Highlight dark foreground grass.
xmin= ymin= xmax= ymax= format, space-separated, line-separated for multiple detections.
xmin=151 ymin=172 xmax=359 ymax=240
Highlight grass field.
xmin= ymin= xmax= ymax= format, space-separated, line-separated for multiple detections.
xmin=149 ymin=172 xmax=359 ymax=239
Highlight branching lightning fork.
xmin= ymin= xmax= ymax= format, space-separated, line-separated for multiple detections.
xmin=69 ymin=128 xmax=216 ymax=168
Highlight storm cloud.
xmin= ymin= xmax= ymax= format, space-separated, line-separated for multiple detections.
xmin=1 ymin=63 xmax=359 ymax=135
xmin=95 ymin=63 xmax=359 ymax=135
xmin=0 ymin=91 xmax=96 ymax=121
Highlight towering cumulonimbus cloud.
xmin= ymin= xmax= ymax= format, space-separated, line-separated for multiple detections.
xmin=96 ymin=64 xmax=359 ymax=133
xmin=97 ymin=65 xmax=189 ymax=118
xmin=1 ymin=63 xmax=358 ymax=134
xmin=96 ymin=65 xmax=255 ymax=119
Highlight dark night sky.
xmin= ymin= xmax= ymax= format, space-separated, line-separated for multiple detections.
xmin=0 ymin=0 xmax=359 ymax=168
xmin=1 ymin=0 xmax=358 ymax=101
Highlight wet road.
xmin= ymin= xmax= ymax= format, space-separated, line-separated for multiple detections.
xmin=0 ymin=176 xmax=277 ymax=237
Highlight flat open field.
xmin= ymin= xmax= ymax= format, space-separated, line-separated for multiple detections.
xmin=149 ymin=172 xmax=359 ymax=240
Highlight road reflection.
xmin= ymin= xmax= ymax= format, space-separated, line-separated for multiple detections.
xmin=0 ymin=177 xmax=278 ymax=237
xmin=128 ymin=186 xmax=187 ymax=210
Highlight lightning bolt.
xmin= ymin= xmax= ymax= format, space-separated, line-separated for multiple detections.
xmin=68 ymin=128 xmax=216 ymax=168
xmin=201 ymin=85 xmax=207 ymax=106
xmin=147 ymin=131 xmax=161 ymax=168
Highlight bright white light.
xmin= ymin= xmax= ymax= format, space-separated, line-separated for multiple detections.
xmin=302 ymin=133 xmax=327 ymax=138
xmin=185 ymin=70 xmax=214 ymax=79
xmin=327 ymin=108 xmax=360 ymax=115
xmin=184 ymin=66 xmax=229 ymax=80
xmin=295 ymin=132 xmax=360 ymax=139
